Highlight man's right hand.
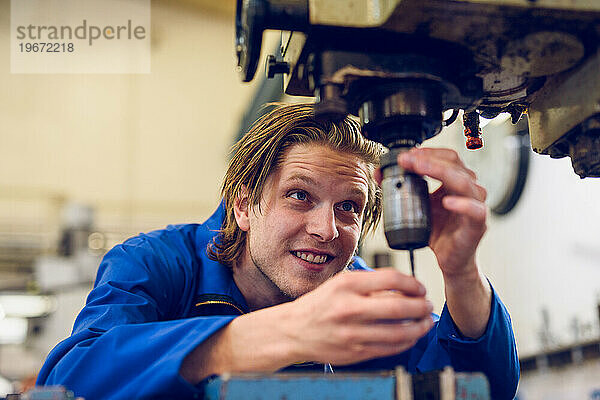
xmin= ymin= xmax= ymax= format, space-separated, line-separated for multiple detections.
xmin=282 ymin=268 xmax=433 ymax=365
xmin=180 ymin=268 xmax=433 ymax=384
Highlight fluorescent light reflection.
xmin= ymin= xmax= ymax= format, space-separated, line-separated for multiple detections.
xmin=0 ymin=294 xmax=56 ymax=318
xmin=0 ymin=317 xmax=28 ymax=344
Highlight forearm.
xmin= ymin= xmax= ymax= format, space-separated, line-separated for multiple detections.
xmin=180 ymin=303 xmax=300 ymax=384
xmin=443 ymin=259 xmax=492 ymax=339
xmin=180 ymin=269 xmax=435 ymax=384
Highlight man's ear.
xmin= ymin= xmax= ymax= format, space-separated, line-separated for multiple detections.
xmin=233 ymin=186 xmax=250 ymax=232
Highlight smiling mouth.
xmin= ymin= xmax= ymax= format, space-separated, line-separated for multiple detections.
xmin=292 ymin=251 xmax=333 ymax=265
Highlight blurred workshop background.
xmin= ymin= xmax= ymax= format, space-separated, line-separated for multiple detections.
xmin=0 ymin=0 xmax=599 ymax=398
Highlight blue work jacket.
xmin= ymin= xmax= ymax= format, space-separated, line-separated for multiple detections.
xmin=37 ymin=203 xmax=519 ymax=399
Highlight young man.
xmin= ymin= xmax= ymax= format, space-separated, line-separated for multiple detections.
xmin=37 ymin=104 xmax=519 ymax=399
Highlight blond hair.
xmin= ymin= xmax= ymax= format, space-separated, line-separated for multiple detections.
xmin=208 ymin=104 xmax=384 ymax=266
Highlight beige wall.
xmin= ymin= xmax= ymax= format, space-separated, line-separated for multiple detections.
xmin=0 ymin=1 xmax=260 ymax=236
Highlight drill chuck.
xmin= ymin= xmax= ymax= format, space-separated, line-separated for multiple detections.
xmin=381 ymin=147 xmax=431 ymax=250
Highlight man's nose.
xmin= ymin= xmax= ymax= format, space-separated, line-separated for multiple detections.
xmin=306 ymin=205 xmax=339 ymax=242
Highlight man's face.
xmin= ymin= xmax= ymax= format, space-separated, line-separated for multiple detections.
xmin=236 ymin=143 xmax=370 ymax=300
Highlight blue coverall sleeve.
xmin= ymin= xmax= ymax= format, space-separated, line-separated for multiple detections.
xmin=418 ymin=285 xmax=520 ymax=400
xmin=341 ymin=261 xmax=519 ymax=399
xmin=36 ymin=238 xmax=234 ymax=400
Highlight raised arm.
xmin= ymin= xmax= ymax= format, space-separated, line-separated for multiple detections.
xmin=395 ymin=147 xmax=492 ymax=338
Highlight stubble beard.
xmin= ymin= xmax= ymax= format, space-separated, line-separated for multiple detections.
xmin=247 ymin=234 xmax=351 ymax=301
xmin=249 ymin=245 xmax=296 ymax=302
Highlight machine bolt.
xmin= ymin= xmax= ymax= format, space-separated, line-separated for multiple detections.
xmin=265 ymin=54 xmax=290 ymax=79
xmin=463 ymin=111 xmax=483 ymax=150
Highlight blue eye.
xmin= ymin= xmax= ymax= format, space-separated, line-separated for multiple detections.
xmin=290 ymin=191 xmax=308 ymax=201
xmin=337 ymin=201 xmax=358 ymax=213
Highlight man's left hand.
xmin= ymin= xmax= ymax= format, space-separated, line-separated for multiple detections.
xmin=376 ymin=147 xmax=492 ymax=339
xmin=397 ymin=147 xmax=487 ymax=278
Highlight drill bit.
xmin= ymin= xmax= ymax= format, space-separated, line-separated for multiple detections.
xmin=409 ymin=249 xmax=415 ymax=277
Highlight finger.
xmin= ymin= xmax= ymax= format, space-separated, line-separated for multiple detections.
xmin=442 ymin=196 xmax=487 ymax=224
xmin=353 ymin=296 xmax=433 ymax=321
xmin=424 ymin=159 xmax=485 ymax=201
xmin=401 ymin=154 xmax=485 ymax=201
xmin=409 ymin=148 xmax=477 ymax=180
xmin=410 ymin=147 xmax=462 ymax=164
xmin=351 ymin=317 xmax=434 ymax=345
xmin=337 ymin=269 xmax=426 ymax=297
xmin=335 ymin=341 xmax=419 ymax=365
xmin=353 ymin=342 xmax=418 ymax=361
